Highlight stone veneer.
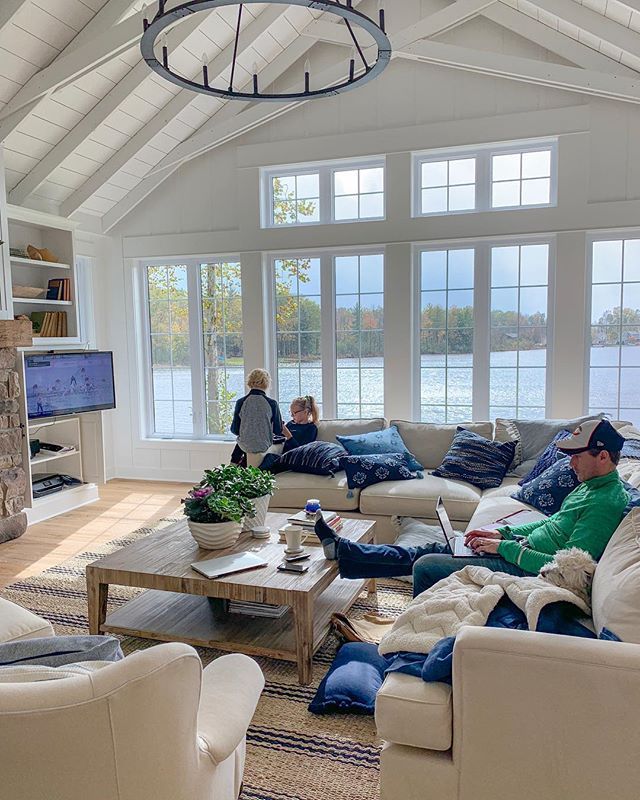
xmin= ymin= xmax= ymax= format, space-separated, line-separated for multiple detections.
xmin=0 ymin=320 xmax=33 ymax=544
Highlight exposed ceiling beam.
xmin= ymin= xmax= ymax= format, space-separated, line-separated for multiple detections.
xmin=484 ymin=4 xmax=639 ymax=76
xmin=392 ymin=0 xmax=497 ymax=48
xmin=59 ymin=5 xmax=294 ymax=217
xmin=0 ymin=0 xmax=27 ymax=35
xmin=526 ymin=0 xmax=640 ymax=61
xmin=401 ymin=39 xmax=640 ymax=103
xmin=9 ymin=5 xmax=284 ymax=205
xmin=0 ymin=9 xmax=146 ymax=124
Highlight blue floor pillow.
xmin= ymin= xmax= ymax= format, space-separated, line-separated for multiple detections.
xmin=308 ymin=642 xmax=388 ymax=715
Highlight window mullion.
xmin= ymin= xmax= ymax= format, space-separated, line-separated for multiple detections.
xmin=474 ymin=244 xmax=491 ymax=419
xmin=188 ymin=259 xmax=206 ymax=439
xmin=322 ymin=253 xmax=337 ymax=416
xmin=322 ymin=166 xmax=333 ymax=224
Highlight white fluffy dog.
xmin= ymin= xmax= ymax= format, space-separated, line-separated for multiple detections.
xmin=538 ymin=547 xmax=597 ymax=606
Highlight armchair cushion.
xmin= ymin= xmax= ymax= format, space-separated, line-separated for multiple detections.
xmin=0 ymin=598 xmax=54 ymax=644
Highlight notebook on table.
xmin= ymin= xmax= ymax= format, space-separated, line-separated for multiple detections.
xmin=191 ymin=552 xmax=268 ymax=579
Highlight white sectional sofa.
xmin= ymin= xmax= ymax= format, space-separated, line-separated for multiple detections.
xmin=270 ymin=416 xmax=640 ymax=800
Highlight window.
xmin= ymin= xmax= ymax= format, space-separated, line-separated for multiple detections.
xmin=413 ymin=138 xmax=556 ymax=217
xmin=143 ymin=258 xmax=243 ymax=439
xmin=419 ymin=248 xmax=474 ymax=422
xmin=274 ymin=256 xmax=322 ymax=419
xmin=262 ymin=157 xmax=385 ymax=227
xmin=491 ymin=149 xmax=551 ymax=209
xmin=588 ymin=236 xmax=640 ymax=425
xmin=489 ymin=243 xmax=549 ymax=419
xmin=333 ymin=166 xmax=384 ymax=221
xmin=419 ymin=158 xmax=476 ymax=215
xmin=335 ymin=253 xmax=384 ymax=417
xmin=271 ymin=250 xmax=384 ymax=418
xmin=417 ymin=240 xmax=552 ymax=422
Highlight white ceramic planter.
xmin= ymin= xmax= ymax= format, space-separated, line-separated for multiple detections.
xmin=249 ymin=494 xmax=271 ymax=530
xmin=187 ymin=519 xmax=242 ymax=550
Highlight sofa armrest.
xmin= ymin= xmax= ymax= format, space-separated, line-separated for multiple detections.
xmin=450 ymin=627 xmax=640 ymax=800
xmin=197 ymin=653 xmax=265 ymax=765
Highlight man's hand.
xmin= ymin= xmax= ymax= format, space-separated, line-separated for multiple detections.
xmin=281 ymin=424 xmax=292 ymax=440
xmin=468 ymin=537 xmax=502 ymax=555
xmin=464 ymin=526 xmax=503 ymax=545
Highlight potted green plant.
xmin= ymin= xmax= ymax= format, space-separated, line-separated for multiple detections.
xmin=183 ymin=464 xmax=256 ymax=549
xmin=233 ymin=466 xmax=277 ymax=531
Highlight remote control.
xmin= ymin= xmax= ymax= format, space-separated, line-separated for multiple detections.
xmin=39 ymin=442 xmax=64 ymax=452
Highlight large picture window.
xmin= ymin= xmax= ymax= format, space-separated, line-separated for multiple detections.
xmin=143 ymin=258 xmax=243 ymax=438
xmin=588 ymin=236 xmax=640 ymax=425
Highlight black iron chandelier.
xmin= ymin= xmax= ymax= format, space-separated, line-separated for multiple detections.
xmin=141 ymin=1 xmax=391 ymax=101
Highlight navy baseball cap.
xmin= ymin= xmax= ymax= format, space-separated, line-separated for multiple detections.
xmin=556 ymin=419 xmax=625 ymax=455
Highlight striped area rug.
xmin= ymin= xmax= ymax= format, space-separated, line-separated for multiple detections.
xmin=1 ymin=519 xmax=413 ymax=800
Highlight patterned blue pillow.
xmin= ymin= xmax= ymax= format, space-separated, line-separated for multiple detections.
xmin=339 ymin=452 xmax=420 ymax=490
xmin=432 ymin=427 xmax=517 ymax=490
xmin=518 ymin=430 xmax=572 ymax=486
xmin=621 ymin=438 xmax=640 ymax=459
xmin=272 ymin=441 xmax=346 ymax=476
xmin=511 ymin=457 xmax=578 ymax=515
xmin=621 ymin=481 xmax=640 ymax=516
xmin=336 ymin=425 xmax=423 ymax=471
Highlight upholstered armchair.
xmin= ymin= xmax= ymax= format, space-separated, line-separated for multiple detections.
xmin=0 ymin=642 xmax=264 ymax=800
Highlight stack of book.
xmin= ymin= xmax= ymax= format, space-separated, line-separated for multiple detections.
xmin=278 ymin=510 xmax=343 ymax=545
xmin=46 ymin=278 xmax=71 ymax=300
xmin=228 ymin=601 xmax=289 ymax=618
xmin=31 ymin=311 xmax=68 ymax=337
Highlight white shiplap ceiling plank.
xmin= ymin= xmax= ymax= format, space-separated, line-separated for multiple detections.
xmin=0 ymin=22 xmax=60 ymax=66
xmin=0 ymin=1 xmax=29 ymax=36
xmin=0 ymin=47 xmax=41 ymax=87
xmin=31 ymin=0 xmax=95 ymax=33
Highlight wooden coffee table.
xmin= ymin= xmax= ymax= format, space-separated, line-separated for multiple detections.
xmin=86 ymin=512 xmax=376 ymax=684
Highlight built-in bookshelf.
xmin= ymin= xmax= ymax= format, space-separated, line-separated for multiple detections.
xmin=5 ymin=205 xmax=82 ymax=348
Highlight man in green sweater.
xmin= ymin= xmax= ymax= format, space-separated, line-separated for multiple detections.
xmin=313 ymin=419 xmax=629 ymax=597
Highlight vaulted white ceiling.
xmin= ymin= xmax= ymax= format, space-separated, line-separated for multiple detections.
xmin=0 ymin=0 xmax=639 ymax=232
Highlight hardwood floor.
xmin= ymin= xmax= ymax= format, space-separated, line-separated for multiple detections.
xmin=0 ymin=479 xmax=191 ymax=590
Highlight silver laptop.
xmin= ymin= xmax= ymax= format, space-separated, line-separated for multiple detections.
xmin=191 ymin=551 xmax=267 ymax=579
xmin=435 ymin=497 xmax=486 ymax=558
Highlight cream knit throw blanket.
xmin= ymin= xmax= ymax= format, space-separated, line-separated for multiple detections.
xmin=378 ymin=566 xmax=591 ymax=656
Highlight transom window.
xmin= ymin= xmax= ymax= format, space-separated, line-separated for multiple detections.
xmin=262 ymin=157 xmax=385 ymax=228
xmin=142 ymin=258 xmax=243 ymax=439
xmin=413 ymin=138 xmax=557 ymax=218
xmin=588 ymin=236 xmax=640 ymax=425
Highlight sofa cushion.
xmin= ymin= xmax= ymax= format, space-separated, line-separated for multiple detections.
xmin=494 ymin=413 xmax=604 ymax=466
xmin=339 ymin=452 xmax=420 ymax=490
xmin=270 ymin=470 xmax=360 ymax=511
xmin=375 ymin=672 xmax=452 ymax=751
xmin=274 ymin=441 xmax=346 ymax=476
xmin=592 ymin=507 xmax=640 ymax=643
xmin=511 ymin=457 xmax=578 ymax=515
xmin=359 ymin=473 xmax=481 ymax=521
xmin=0 ymin=599 xmax=54 ymax=644
xmin=390 ymin=420 xmax=493 ymax=471
xmin=316 ymin=418 xmax=386 ymax=445
xmin=336 ymin=425 xmax=423 ymax=471
xmin=432 ymin=428 xmax=517 ymax=489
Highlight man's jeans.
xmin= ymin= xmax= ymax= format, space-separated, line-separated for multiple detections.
xmin=335 ymin=539 xmax=529 ymax=597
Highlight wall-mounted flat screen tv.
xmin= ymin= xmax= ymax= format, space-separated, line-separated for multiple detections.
xmin=25 ymin=351 xmax=116 ymax=420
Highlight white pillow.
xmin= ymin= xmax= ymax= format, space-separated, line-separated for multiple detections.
xmin=592 ymin=508 xmax=640 ymax=643
xmin=393 ymin=518 xmax=448 ymax=584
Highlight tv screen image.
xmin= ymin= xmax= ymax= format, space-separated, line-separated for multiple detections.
xmin=25 ymin=352 xmax=116 ymax=420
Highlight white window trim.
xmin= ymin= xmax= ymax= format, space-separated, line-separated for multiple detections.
xmin=136 ymin=255 xmax=242 ymax=442
xmin=261 ymin=156 xmax=386 ymax=229
xmin=267 ymin=245 xmax=385 ymax=418
xmin=412 ymin=234 xmax=556 ymax=421
xmin=412 ymin=138 xmax=558 ymax=218
xmin=584 ymin=230 xmax=640 ymax=418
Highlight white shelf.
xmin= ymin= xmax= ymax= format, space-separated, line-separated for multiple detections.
xmin=13 ymin=297 xmax=72 ymax=305
xmin=11 ymin=257 xmax=71 ymax=269
xmin=30 ymin=448 xmax=78 ymax=466
xmin=26 ymin=482 xmax=99 ymax=525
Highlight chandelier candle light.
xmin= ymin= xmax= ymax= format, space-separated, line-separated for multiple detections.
xmin=141 ymin=1 xmax=391 ymax=101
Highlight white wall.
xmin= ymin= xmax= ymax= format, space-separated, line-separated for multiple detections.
xmin=100 ymin=20 xmax=640 ymax=482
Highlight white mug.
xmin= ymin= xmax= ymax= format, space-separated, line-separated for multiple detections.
xmin=283 ymin=525 xmax=307 ymax=554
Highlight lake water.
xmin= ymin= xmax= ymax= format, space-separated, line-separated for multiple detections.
xmin=151 ymin=345 xmax=640 ymax=434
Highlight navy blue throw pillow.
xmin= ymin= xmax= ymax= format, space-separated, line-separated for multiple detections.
xmin=339 ymin=452 xmax=420 ymax=490
xmin=432 ymin=427 xmax=517 ymax=490
xmin=308 ymin=642 xmax=388 ymax=715
xmin=270 ymin=440 xmax=346 ymax=476
xmin=621 ymin=481 xmax=640 ymax=516
xmin=518 ymin=430 xmax=572 ymax=486
xmin=511 ymin=457 xmax=578 ymax=515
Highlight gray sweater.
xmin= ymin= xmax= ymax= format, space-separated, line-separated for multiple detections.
xmin=230 ymin=389 xmax=283 ymax=453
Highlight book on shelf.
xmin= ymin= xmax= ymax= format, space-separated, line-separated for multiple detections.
xmin=31 ymin=311 xmax=67 ymax=337
xmin=228 ymin=601 xmax=289 ymax=619
xmin=287 ymin=509 xmax=338 ymax=528
xmin=46 ymin=278 xmax=70 ymax=301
